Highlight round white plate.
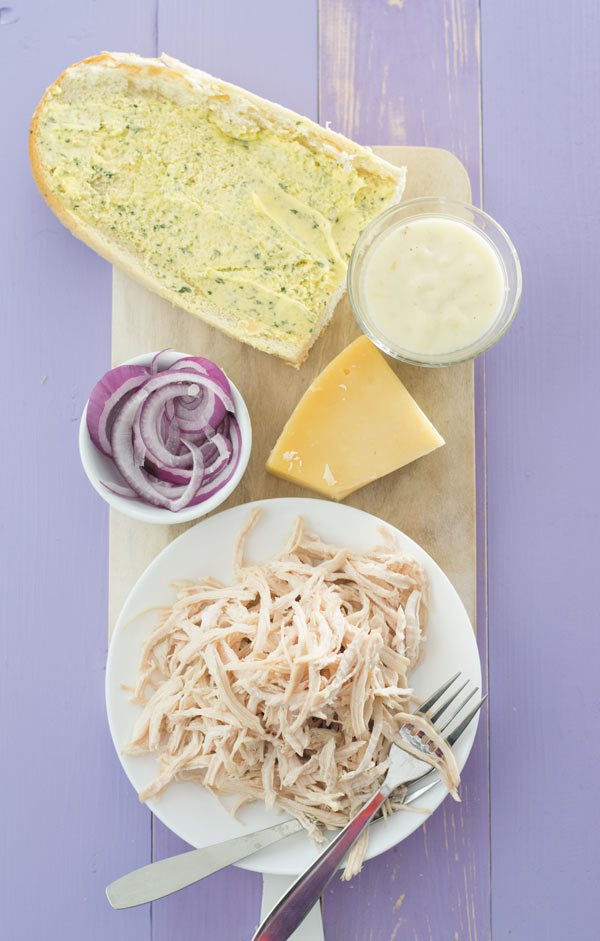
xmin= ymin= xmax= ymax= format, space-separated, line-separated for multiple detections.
xmin=106 ymin=498 xmax=481 ymax=876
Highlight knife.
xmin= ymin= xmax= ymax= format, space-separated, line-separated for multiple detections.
xmin=106 ymin=774 xmax=440 ymax=909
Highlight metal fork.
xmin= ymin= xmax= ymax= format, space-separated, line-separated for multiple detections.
xmin=253 ymin=673 xmax=485 ymax=941
xmin=106 ymin=673 xmax=483 ymax=912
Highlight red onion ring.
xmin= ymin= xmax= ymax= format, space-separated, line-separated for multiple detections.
xmin=89 ymin=356 xmax=242 ymax=511
xmin=86 ymin=364 xmax=150 ymax=456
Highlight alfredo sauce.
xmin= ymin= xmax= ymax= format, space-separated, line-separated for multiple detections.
xmin=360 ymin=216 xmax=506 ymax=356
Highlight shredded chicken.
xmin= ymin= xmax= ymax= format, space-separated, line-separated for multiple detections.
xmin=126 ymin=510 xmax=460 ymax=878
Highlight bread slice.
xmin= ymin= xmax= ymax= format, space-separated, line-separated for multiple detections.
xmin=30 ymin=53 xmax=405 ymax=365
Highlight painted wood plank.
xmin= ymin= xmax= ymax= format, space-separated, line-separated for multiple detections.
xmin=319 ymin=3 xmax=489 ymax=939
xmin=156 ymin=0 xmax=319 ymax=112
xmin=319 ymin=0 xmax=482 ymax=197
xmin=150 ymin=6 xmax=319 ymax=939
xmin=481 ymin=0 xmax=600 ymax=937
xmin=0 ymin=3 xmax=157 ymax=940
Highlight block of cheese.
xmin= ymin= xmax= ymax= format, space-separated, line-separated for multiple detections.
xmin=266 ymin=336 xmax=444 ymax=500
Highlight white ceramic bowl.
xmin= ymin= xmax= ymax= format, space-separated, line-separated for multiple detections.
xmin=79 ymin=350 xmax=252 ymax=524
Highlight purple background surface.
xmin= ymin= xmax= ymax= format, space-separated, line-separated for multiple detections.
xmin=1 ymin=1 xmax=597 ymax=939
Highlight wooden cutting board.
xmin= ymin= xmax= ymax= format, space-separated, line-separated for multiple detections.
xmin=109 ymin=146 xmax=474 ymax=635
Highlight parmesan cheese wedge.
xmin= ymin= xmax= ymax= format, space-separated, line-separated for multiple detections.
xmin=266 ymin=336 xmax=444 ymax=499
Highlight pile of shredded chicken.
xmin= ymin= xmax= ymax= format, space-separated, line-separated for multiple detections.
xmin=127 ymin=510 xmax=459 ymax=878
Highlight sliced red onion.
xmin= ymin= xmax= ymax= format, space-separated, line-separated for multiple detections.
xmin=133 ymin=430 xmax=147 ymax=467
xmin=137 ymin=377 xmax=233 ymax=469
xmin=137 ymin=385 xmax=204 ymax=469
xmin=174 ymin=387 xmax=226 ymax=428
xmin=149 ymin=477 xmax=188 ymax=497
xmin=88 ymin=355 xmax=244 ymax=512
xmin=101 ymin=480 xmax=138 ymax=499
xmin=180 ymin=432 xmax=209 ymax=445
xmin=170 ymin=357 xmax=231 ymax=396
xmin=150 ymin=349 xmax=172 ymax=374
xmin=168 ymin=441 xmax=206 ymax=512
xmin=187 ymin=416 xmax=242 ymax=505
xmin=164 ymin=417 xmax=181 ymax=454
xmin=86 ymin=364 xmax=150 ymax=456
xmin=218 ymin=414 xmax=231 ymax=437
xmin=146 ymin=433 xmax=232 ymax=485
xmin=144 ymin=463 xmax=190 ymax=486
xmin=110 ymin=390 xmax=176 ymax=509
xmin=175 ymin=411 xmax=223 ymax=435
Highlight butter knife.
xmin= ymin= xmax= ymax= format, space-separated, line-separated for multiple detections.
xmin=106 ymin=774 xmax=439 ymax=909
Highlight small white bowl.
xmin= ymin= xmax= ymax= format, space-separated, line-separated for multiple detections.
xmin=79 ymin=350 xmax=252 ymax=524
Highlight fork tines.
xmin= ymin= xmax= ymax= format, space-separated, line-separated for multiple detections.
xmin=416 ymin=671 xmax=486 ymax=746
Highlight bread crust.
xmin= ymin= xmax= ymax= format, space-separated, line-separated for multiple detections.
xmin=29 ymin=53 xmax=406 ymax=365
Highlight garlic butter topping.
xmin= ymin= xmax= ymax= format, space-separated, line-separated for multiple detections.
xmin=36 ymin=82 xmax=395 ymax=350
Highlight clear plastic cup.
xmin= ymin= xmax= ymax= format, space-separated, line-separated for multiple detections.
xmin=348 ymin=196 xmax=522 ymax=366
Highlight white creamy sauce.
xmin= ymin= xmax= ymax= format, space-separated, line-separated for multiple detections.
xmin=361 ymin=217 xmax=506 ymax=355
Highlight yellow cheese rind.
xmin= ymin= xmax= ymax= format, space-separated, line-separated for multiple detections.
xmin=266 ymin=336 xmax=445 ymax=500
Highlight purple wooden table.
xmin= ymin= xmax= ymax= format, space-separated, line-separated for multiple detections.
xmin=2 ymin=2 xmax=597 ymax=938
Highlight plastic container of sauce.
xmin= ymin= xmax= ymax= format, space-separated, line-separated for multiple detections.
xmin=348 ymin=197 xmax=521 ymax=366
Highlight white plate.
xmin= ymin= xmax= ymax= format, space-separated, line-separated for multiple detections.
xmin=106 ymin=498 xmax=481 ymax=876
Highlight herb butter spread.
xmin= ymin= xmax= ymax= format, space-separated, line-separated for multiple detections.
xmin=32 ymin=55 xmax=402 ymax=362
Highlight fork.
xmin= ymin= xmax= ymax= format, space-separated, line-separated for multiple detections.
xmin=107 ymin=751 xmax=454 ymax=909
xmin=106 ymin=672 xmax=483 ymax=912
xmin=253 ymin=672 xmax=485 ymax=941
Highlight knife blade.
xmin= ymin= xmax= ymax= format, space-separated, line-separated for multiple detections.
xmin=106 ymin=773 xmax=441 ymax=909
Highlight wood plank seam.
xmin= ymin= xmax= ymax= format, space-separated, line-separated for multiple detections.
xmin=151 ymin=2 xmax=160 ymax=918
xmin=473 ymin=3 xmax=493 ymax=935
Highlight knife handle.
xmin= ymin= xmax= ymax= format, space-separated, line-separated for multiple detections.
xmin=253 ymin=791 xmax=386 ymax=940
xmin=106 ymin=774 xmax=441 ymax=911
